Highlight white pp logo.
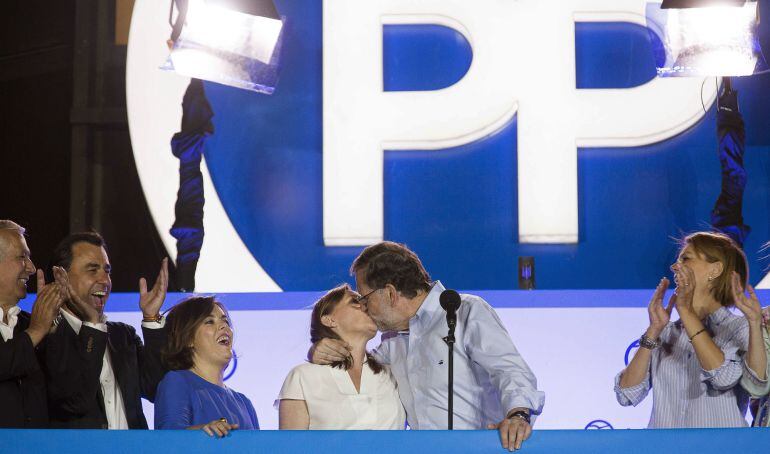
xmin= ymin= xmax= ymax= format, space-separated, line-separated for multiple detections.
xmin=322 ymin=0 xmax=716 ymax=246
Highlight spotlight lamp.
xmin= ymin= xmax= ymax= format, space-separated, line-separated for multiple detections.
xmin=660 ymin=0 xmax=747 ymax=8
xmin=164 ymin=0 xmax=284 ymax=93
xmin=647 ymin=0 xmax=768 ymax=77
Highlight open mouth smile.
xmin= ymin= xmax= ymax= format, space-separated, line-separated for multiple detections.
xmin=217 ymin=334 xmax=231 ymax=346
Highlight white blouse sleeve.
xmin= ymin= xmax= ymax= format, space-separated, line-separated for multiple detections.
xmin=278 ymin=365 xmax=307 ymax=401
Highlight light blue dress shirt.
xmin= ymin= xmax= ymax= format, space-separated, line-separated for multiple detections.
xmin=739 ymin=321 xmax=770 ymax=427
xmin=615 ymin=306 xmax=750 ymax=428
xmin=372 ymin=281 xmax=545 ymax=430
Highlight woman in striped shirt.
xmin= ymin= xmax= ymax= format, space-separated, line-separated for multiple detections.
xmin=615 ymin=232 xmax=752 ymax=428
xmin=734 ymin=281 xmax=769 ymax=427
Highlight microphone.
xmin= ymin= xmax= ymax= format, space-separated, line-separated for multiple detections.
xmin=440 ymin=289 xmax=461 ymax=329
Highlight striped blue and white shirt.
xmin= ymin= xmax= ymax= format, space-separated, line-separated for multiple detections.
xmin=615 ymin=306 xmax=750 ymax=428
xmin=739 ymin=318 xmax=770 ymax=427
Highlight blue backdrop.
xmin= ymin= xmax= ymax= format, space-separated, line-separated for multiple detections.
xmin=200 ymin=1 xmax=770 ymax=291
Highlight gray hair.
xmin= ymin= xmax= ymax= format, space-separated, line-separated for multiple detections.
xmin=0 ymin=220 xmax=25 ymax=235
xmin=0 ymin=220 xmax=26 ymax=261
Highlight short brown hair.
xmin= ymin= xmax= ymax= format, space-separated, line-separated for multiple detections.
xmin=310 ymin=284 xmax=382 ymax=374
xmin=350 ymin=241 xmax=431 ymax=298
xmin=162 ymin=296 xmax=229 ymax=370
xmin=681 ymin=232 xmax=748 ymax=306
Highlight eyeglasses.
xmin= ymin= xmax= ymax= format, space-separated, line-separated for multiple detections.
xmin=355 ymin=288 xmax=380 ymax=304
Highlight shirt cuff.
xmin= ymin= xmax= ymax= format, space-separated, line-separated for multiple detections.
xmin=83 ymin=321 xmax=108 ymax=333
xmin=142 ymin=315 xmax=166 ymax=329
xmin=614 ymin=371 xmax=649 ymax=406
xmin=502 ymin=392 xmax=545 ymax=418
xmin=741 ymin=360 xmax=770 ymax=397
xmin=700 ymin=359 xmax=742 ymax=389
xmin=743 ymin=361 xmax=769 ymax=384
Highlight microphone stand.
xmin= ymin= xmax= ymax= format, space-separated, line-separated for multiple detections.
xmin=440 ymin=289 xmax=461 ymax=431
xmin=443 ymin=315 xmax=456 ymax=430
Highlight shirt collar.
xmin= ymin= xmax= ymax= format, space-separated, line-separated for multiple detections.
xmin=410 ymin=281 xmax=445 ymax=331
xmin=707 ymin=306 xmax=732 ymax=327
xmin=60 ymin=308 xmax=107 ymax=334
xmin=60 ymin=309 xmax=83 ymax=333
xmin=0 ymin=305 xmax=21 ymax=326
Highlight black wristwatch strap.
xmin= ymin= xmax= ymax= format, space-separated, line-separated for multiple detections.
xmin=508 ymin=410 xmax=531 ymax=424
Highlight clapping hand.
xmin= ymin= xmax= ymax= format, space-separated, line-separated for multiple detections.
xmin=26 ymin=270 xmax=65 ymax=345
xmin=671 ymin=264 xmax=695 ymax=317
xmin=731 ymin=271 xmax=762 ymax=325
xmin=647 ymin=277 xmax=675 ymax=338
xmin=139 ymin=258 xmax=168 ymax=319
xmin=53 ymin=266 xmax=100 ymax=324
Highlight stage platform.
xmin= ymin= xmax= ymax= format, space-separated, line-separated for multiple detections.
xmin=3 ymin=428 xmax=770 ymax=453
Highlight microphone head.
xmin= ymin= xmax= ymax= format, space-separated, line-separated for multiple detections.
xmin=439 ymin=289 xmax=461 ymax=312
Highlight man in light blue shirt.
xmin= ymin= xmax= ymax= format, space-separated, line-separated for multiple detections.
xmin=313 ymin=241 xmax=545 ymax=450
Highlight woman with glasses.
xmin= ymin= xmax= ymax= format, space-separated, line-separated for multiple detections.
xmin=277 ymin=284 xmax=405 ymax=429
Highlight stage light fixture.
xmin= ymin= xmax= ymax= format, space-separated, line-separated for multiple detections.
xmin=660 ymin=0 xmax=746 ymax=8
xmin=163 ymin=0 xmax=283 ymax=94
xmin=646 ymin=0 xmax=767 ymax=77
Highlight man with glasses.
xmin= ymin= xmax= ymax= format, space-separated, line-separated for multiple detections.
xmin=312 ymin=241 xmax=544 ymax=451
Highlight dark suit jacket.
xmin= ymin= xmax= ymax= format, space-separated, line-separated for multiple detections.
xmin=0 ymin=310 xmax=48 ymax=428
xmin=41 ymin=316 xmax=167 ymax=429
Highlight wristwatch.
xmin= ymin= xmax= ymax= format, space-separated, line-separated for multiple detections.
xmin=639 ymin=333 xmax=660 ymax=350
xmin=507 ymin=410 xmax=531 ymax=424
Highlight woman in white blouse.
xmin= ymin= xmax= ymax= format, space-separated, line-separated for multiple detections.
xmin=278 ymin=284 xmax=405 ymax=429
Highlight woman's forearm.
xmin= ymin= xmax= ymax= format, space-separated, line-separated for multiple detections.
xmin=745 ymin=322 xmax=768 ymax=380
xmin=279 ymin=399 xmax=310 ymax=430
xmin=619 ymin=328 xmax=656 ymax=388
xmin=680 ymin=313 xmax=725 ymax=371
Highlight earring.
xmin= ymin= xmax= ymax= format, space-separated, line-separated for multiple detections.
xmin=707 ymin=276 xmax=714 ymax=282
